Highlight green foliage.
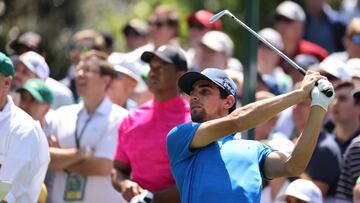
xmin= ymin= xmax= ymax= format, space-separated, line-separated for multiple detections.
xmin=0 ymin=0 xmax=343 ymax=80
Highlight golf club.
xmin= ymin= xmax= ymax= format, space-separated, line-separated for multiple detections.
xmin=210 ymin=10 xmax=333 ymax=97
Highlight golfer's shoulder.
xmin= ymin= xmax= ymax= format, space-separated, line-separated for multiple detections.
xmin=167 ymin=122 xmax=200 ymax=140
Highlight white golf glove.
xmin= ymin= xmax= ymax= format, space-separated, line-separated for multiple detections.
xmin=129 ymin=190 xmax=154 ymax=203
xmin=311 ymin=79 xmax=335 ymax=111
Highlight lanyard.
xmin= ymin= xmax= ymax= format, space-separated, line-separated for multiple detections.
xmin=74 ymin=110 xmax=93 ymax=149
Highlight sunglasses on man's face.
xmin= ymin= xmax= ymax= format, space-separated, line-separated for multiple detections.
xmin=114 ymin=71 xmax=124 ymax=80
xmin=189 ymin=23 xmax=207 ymax=30
xmin=351 ymin=34 xmax=360 ymax=45
xmin=69 ymin=44 xmax=93 ymax=53
xmin=149 ymin=20 xmax=174 ymax=28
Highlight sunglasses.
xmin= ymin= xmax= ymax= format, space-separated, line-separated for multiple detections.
xmin=69 ymin=44 xmax=93 ymax=53
xmin=275 ymin=15 xmax=294 ymax=23
xmin=189 ymin=23 xmax=207 ymax=30
xmin=149 ymin=20 xmax=175 ymax=28
xmin=114 ymin=71 xmax=123 ymax=80
xmin=351 ymin=34 xmax=360 ymax=44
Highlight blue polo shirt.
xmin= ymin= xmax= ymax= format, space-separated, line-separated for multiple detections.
xmin=166 ymin=122 xmax=273 ymax=203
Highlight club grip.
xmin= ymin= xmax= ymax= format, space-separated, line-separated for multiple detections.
xmin=315 ymin=81 xmax=333 ymax=97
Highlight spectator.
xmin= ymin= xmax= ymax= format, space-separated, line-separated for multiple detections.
xmin=167 ymin=67 xmax=334 ymax=202
xmin=257 ymin=27 xmax=292 ymax=95
xmin=107 ymin=63 xmax=147 ymax=110
xmin=336 ymin=136 xmax=360 ymax=202
xmin=11 ymin=51 xmax=73 ymax=109
xmin=10 ymin=31 xmax=46 ymax=57
xmin=17 ymin=78 xmax=53 ymax=129
xmin=112 ymin=45 xmax=190 ymax=203
xmin=330 ymin=81 xmax=360 ymax=154
xmin=149 ymin=5 xmax=180 ymax=49
xmin=197 ymin=31 xmax=242 ymax=72
xmin=274 ymin=1 xmax=328 ymax=79
xmin=0 ymin=52 xmax=50 ymax=202
xmin=48 ymin=51 xmax=128 ymax=203
xmin=303 ymin=0 xmax=346 ymax=53
xmin=16 ymin=78 xmax=55 ymax=203
xmin=122 ymin=19 xmax=150 ymax=52
xmin=328 ymin=18 xmax=360 ymax=62
xmin=309 ymin=57 xmax=352 ymax=87
xmin=186 ymin=10 xmax=222 ymax=71
xmin=60 ymin=29 xmax=106 ymax=101
xmin=277 ymin=179 xmax=323 ymax=203
xmin=335 ymin=88 xmax=360 ymax=202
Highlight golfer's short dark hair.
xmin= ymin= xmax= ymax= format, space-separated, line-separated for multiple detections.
xmin=219 ymin=86 xmax=236 ymax=113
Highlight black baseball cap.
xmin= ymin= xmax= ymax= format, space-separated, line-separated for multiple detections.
xmin=141 ymin=45 xmax=187 ymax=71
xmin=179 ymin=68 xmax=237 ymax=103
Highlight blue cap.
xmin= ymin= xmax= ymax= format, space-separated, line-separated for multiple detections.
xmin=179 ymin=68 xmax=237 ymax=101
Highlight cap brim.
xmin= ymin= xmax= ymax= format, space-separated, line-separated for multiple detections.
xmin=114 ymin=65 xmax=148 ymax=93
xmin=178 ymin=71 xmax=214 ymax=94
xmin=276 ymin=192 xmax=311 ymax=202
xmin=16 ymin=86 xmax=44 ymax=103
xmin=141 ymin=51 xmax=172 ymax=64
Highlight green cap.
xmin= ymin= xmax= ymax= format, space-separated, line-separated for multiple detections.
xmin=16 ymin=79 xmax=53 ymax=104
xmin=357 ymin=176 xmax=360 ymax=184
xmin=0 ymin=52 xmax=14 ymax=78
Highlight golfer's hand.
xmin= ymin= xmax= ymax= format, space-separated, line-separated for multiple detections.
xmin=300 ymin=71 xmax=326 ymax=98
xmin=311 ymin=79 xmax=335 ymax=111
xmin=119 ymin=180 xmax=144 ymax=201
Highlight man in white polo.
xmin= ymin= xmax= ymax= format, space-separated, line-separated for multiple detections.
xmin=0 ymin=52 xmax=50 ymax=202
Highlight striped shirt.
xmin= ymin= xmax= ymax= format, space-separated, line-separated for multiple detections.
xmin=336 ymin=136 xmax=360 ymax=201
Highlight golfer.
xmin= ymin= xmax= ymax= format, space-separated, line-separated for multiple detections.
xmin=167 ymin=68 xmax=334 ymax=202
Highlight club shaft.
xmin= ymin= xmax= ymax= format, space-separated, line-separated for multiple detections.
xmin=225 ymin=12 xmax=306 ymax=75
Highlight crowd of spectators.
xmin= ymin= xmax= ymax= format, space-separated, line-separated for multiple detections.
xmin=2 ymin=1 xmax=360 ymax=202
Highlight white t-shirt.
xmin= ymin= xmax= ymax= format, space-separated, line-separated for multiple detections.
xmin=49 ymin=96 xmax=128 ymax=203
xmin=0 ymin=96 xmax=50 ymax=203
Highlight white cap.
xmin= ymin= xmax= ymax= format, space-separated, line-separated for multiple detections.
xmin=258 ymin=27 xmax=284 ymax=50
xmin=17 ymin=51 xmax=49 ymax=80
xmin=201 ymin=31 xmax=234 ymax=56
xmin=277 ymin=179 xmax=323 ymax=203
xmin=319 ymin=57 xmax=351 ymax=81
xmin=108 ymin=54 xmax=147 ymax=93
xmin=345 ymin=58 xmax=360 ymax=78
xmin=276 ymin=1 xmax=306 ymax=21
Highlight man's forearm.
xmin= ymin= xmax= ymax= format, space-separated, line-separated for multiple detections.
xmin=66 ymin=157 xmax=113 ymax=176
xmin=285 ymin=106 xmax=326 ymax=176
xmin=48 ymin=147 xmax=84 ymax=171
xmin=233 ymin=89 xmax=306 ymax=131
xmin=191 ymin=89 xmax=307 ymax=148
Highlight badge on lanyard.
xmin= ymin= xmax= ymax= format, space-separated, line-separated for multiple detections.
xmin=63 ymin=173 xmax=87 ymax=201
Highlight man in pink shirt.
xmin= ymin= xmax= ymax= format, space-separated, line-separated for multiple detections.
xmin=112 ymin=45 xmax=190 ymax=203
